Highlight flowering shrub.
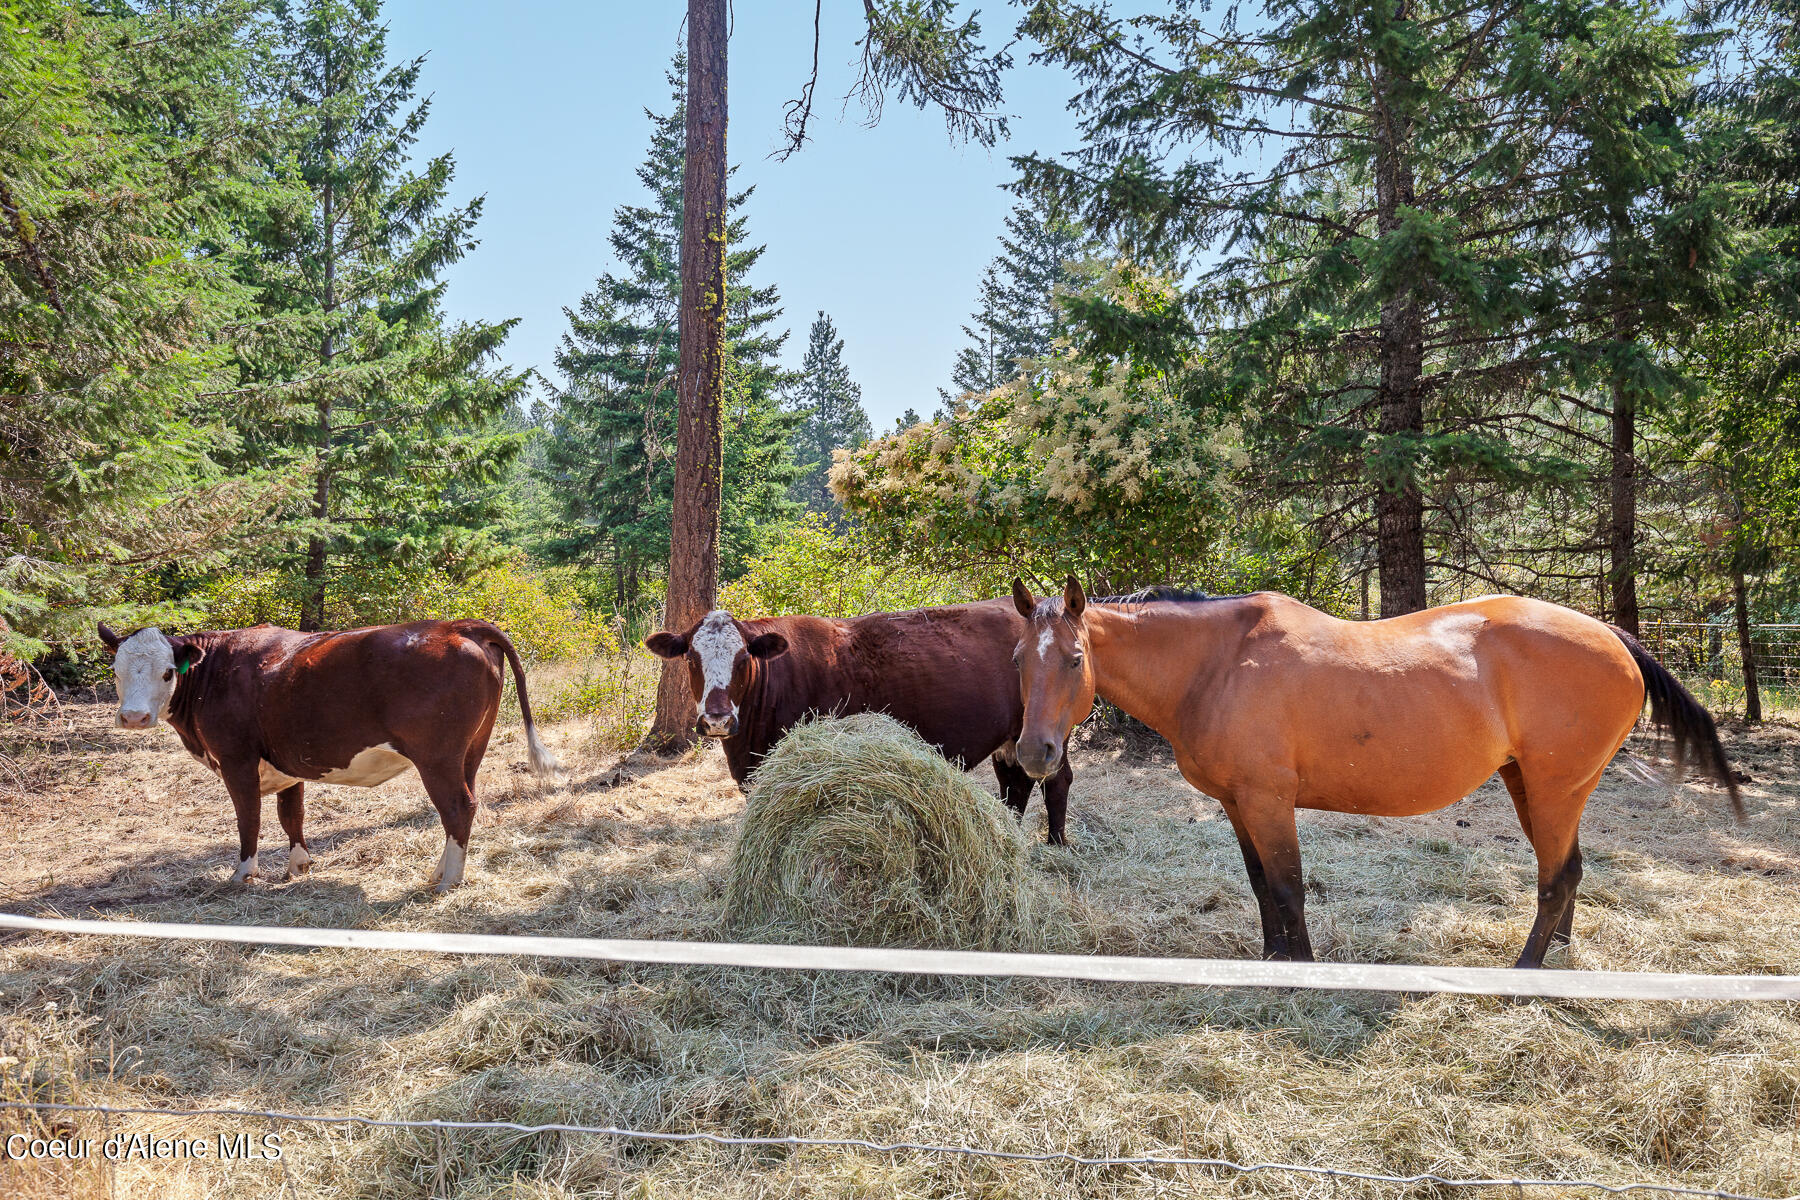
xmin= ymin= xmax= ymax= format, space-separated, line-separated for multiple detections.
xmin=828 ymin=269 xmax=1253 ymax=594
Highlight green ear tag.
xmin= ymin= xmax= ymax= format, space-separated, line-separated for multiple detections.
xmin=177 ymin=658 xmax=191 ymax=676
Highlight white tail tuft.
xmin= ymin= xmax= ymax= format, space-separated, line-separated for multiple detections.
xmin=526 ymin=726 xmax=560 ymax=779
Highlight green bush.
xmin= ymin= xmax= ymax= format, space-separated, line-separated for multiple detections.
xmin=539 ymin=651 xmax=659 ymax=752
xmin=718 ymin=514 xmax=1004 ymax=619
xmin=190 ymin=560 xmax=614 ymax=665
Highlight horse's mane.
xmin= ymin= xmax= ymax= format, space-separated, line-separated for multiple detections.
xmin=1091 ymin=586 xmax=1235 ymax=607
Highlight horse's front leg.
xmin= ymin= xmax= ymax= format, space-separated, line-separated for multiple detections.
xmin=1222 ymin=794 xmax=1312 ymax=961
xmin=1041 ymin=756 xmax=1073 ymax=846
xmin=1220 ymin=799 xmax=1284 ymax=958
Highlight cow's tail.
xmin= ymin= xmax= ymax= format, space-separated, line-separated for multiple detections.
xmin=488 ymin=628 xmax=560 ymax=778
xmin=1608 ymin=624 xmax=1742 ymax=820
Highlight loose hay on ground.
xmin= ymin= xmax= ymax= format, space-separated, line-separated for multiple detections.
xmin=722 ymin=712 xmax=1069 ymax=951
xmin=4 ymin=701 xmax=1800 ymax=1199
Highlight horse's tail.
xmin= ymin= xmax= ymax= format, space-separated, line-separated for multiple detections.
xmin=1608 ymin=624 xmax=1743 ymax=820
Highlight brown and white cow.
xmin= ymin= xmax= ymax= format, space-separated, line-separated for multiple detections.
xmin=645 ymin=602 xmax=1074 ymax=843
xmin=99 ymin=619 xmax=557 ymax=891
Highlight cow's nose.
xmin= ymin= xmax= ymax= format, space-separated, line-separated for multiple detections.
xmin=696 ymin=713 xmax=737 ymax=738
xmin=117 ymin=709 xmax=153 ymax=729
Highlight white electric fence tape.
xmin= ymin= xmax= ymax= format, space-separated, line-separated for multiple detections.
xmin=4 ymin=912 xmax=1800 ymax=1000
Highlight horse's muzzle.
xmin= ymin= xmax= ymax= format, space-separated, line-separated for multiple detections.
xmin=1017 ymin=738 xmax=1062 ymax=780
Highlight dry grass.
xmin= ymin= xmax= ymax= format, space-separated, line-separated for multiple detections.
xmin=1 ymin=682 xmax=1798 ymax=1199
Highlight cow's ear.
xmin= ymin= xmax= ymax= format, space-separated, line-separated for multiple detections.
xmin=1011 ymin=578 xmax=1036 ymax=618
xmin=746 ymin=632 xmax=788 ymax=660
xmin=171 ymin=639 xmax=205 ymax=676
xmin=1064 ymin=575 xmax=1087 ymax=619
xmin=644 ymin=632 xmax=689 ymax=659
xmin=98 ymin=623 xmax=122 ymax=651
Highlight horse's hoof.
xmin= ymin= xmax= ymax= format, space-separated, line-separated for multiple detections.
xmin=229 ymin=856 xmax=260 ymax=885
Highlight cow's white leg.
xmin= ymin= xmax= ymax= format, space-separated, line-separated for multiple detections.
xmin=230 ymin=853 xmax=260 ymax=884
xmin=286 ymin=843 xmax=313 ymax=879
xmin=426 ymin=840 xmax=466 ymax=893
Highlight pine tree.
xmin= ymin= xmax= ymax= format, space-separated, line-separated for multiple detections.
xmin=1541 ymin=16 xmax=1747 ymax=634
xmin=950 ymin=265 xmax=1007 ymax=396
xmin=234 ymin=0 xmax=527 ymax=631
xmin=788 ymin=311 xmax=872 ymax=518
xmin=1020 ymin=0 xmax=1741 ymax=617
xmin=950 ymin=200 xmax=1091 ymax=396
xmin=0 ymin=0 xmax=284 ymax=654
xmin=540 ymin=60 xmax=795 ymax=610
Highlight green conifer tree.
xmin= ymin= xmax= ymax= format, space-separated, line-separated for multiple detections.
xmin=540 ymin=62 xmax=795 ymax=609
xmin=1019 ymin=0 xmax=1743 ymax=617
xmin=788 ymin=311 xmax=872 ymax=518
xmin=950 ymin=200 xmax=1091 ymax=396
xmin=1 ymin=0 xmax=286 ymax=654
xmin=234 ymin=0 xmax=527 ymax=630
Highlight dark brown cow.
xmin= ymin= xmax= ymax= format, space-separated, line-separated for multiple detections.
xmin=99 ymin=619 xmax=557 ymax=891
xmin=644 ymin=603 xmax=1074 ymax=843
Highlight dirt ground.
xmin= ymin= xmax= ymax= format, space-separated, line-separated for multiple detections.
xmin=2 ymin=698 xmax=1799 ymax=1199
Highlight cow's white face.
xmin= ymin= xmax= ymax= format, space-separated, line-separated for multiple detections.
xmin=690 ymin=611 xmax=746 ymax=736
xmin=643 ymin=609 xmax=790 ymax=739
xmin=104 ymin=627 xmax=202 ymax=730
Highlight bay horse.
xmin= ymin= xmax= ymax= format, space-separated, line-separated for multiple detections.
xmin=1006 ymin=578 xmax=1743 ymax=968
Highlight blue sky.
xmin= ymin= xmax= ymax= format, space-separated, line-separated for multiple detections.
xmin=381 ymin=1 xmax=1092 ymax=429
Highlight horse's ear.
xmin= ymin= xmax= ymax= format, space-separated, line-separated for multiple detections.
xmin=746 ymin=632 xmax=788 ymax=659
xmin=644 ymin=632 xmax=689 ymax=658
xmin=97 ymin=623 xmax=122 ymax=651
xmin=1064 ymin=575 xmax=1087 ymax=619
xmin=1011 ymin=578 xmax=1036 ymax=618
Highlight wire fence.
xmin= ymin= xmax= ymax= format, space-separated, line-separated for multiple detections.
xmin=0 ymin=1100 xmax=1790 ymax=1200
xmin=4 ymin=915 xmax=1800 ymax=1197
xmin=1639 ymin=621 xmax=1800 ymax=713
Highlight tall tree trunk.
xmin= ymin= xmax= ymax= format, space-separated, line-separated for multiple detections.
xmin=300 ymin=178 xmax=336 ymax=633
xmin=1606 ymin=385 xmax=1639 ymax=635
xmin=1370 ymin=16 xmax=1427 ymax=618
xmin=1734 ymin=567 xmax=1762 ymax=724
xmin=1604 ymin=206 xmax=1641 ymax=637
xmin=1375 ymin=294 xmax=1426 ymax=618
xmin=646 ymin=0 xmax=728 ymax=752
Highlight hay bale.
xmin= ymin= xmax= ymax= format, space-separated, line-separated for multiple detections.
xmin=723 ymin=712 xmax=1055 ymax=950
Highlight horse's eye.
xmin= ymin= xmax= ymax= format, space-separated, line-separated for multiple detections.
xmin=163 ymin=669 xmax=174 ymax=682
xmin=1068 ymin=654 xmax=1084 ymax=670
